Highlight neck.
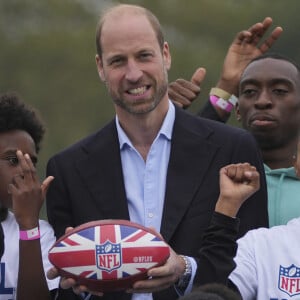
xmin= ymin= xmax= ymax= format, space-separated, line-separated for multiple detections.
xmin=117 ymin=99 xmax=169 ymax=161
xmin=262 ymin=141 xmax=297 ymax=170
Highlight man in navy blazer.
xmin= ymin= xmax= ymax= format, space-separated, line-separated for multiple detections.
xmin=46 ymin=4 xmax=268 ymax=300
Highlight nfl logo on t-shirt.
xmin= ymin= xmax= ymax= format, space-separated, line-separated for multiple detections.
xmin=278 ymin=264 xmax=300 ymax=296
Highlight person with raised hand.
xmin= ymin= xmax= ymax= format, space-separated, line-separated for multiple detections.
xmin=0 ymin=92 xmax=59 ymax=300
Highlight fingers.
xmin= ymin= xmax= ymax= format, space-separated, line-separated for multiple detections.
xmin=65 ymin=227 xmax=74 ymax=234
xmin=217 ymin=163 xmax=260 ymax=217
xmin=8 ymin=150 xmax=37 ymax=195
xmin=247 ymin=17 xmax=273 ymax=44
xmin=47 ymin=267 xmax=104 ymax=296
xmin=259 ymin=26 xmax=283 ymax=53
xmin=233 ymin=16 xmax=282 ymax=52
xmin=129 ymin=274 xmax=174 ymax=293
xmin=41 ymin=176 xmax=54 ymax=198
xmin=224 ymin=163 xmax=258 ymax=184
xmin=47 ymin=267 xmax=60 ymax=280
xmin=14 ymin=150 xmax=36 ymax=185
xmin=234 ymin=30 xmax=252 ymax=45
xmin=168 ymin=67 xmax=205 ymax=109
xmin=128 ymin=246 xmax=180 ymax=294
xmin=190 ymin=67 xmax=206 ymax=86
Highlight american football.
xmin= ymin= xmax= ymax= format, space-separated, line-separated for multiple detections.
xmin=48 ymin=219 xmax=170 ymax=292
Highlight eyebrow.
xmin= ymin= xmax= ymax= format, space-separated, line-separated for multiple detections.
xmin=240 ymin=78 xmax=294 ymax=87
xmin=0 ymin=149 xmax=17 ymax=158
xmin=0 ymin=149 xmax=38 ymax=165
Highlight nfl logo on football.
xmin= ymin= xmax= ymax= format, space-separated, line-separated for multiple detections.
xmin=279 ymin=264 xmax=300 ymax=297
xmin=96 ymin=241 xmax=121 ymax=272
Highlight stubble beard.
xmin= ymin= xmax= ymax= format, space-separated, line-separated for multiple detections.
xmin=108 ymin=71 xmax=169 ymax=115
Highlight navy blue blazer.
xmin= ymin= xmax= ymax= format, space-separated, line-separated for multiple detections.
xmin=46 ymin=106 xmax=268 ymax=300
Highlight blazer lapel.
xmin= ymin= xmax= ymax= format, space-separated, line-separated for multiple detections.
xmin=75 ymin=121 xmax=130 ymax=220
xmin=160 ymin=109 xmax=221 ymax=242
xmin=72 ymin=112 xmax=220 ymax=240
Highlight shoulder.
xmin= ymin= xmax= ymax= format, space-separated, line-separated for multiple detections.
xmin=48 ymin=119 xmax=116 ymax=162
xmin=174 ymin=107 xmax=254 ymax=144
xmin=238 ymin=220 xmax=294 ymax=247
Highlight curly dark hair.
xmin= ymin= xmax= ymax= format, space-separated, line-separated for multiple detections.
xmin=0 ymin=92 xmax=45 ymax=153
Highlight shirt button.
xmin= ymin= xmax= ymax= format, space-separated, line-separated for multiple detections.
xmin=148 ymin=213 xmax=154 ymax=218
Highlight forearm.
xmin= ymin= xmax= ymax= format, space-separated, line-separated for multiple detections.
xmin=193 ymin=212 xmax=239 ymax=286
xmin=17 ymin=240 xmax=51 ymax=300
xmin=197 ymin=100 xmax=231 ymax=123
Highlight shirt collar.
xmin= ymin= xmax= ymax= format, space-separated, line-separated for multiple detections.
xmin=116 ymin=100 xmax=175 ymax=150
xmin=264 ymin=163 xmax=298 ymax=178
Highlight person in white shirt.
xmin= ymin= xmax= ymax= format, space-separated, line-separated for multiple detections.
xmin=0 ymin=92 xmax=59 ymax=300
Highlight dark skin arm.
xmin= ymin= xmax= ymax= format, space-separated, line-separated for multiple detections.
xmin=9 ymin=150 xmax=54 ymax=300
xmin=213 ymin=16 xmax=283 ymax=121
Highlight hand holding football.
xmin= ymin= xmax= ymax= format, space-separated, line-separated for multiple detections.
xmin=48 ymin=220 xmax=170 ymax=292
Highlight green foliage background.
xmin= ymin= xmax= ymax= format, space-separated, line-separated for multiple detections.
xmin=1 ymin=0 xmax=299 ymax=218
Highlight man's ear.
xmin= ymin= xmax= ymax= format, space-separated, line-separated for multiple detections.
xmin=162 ymin=42 xmax=171 ymax=71
xmin=95 ymin=54 xmax=105 ymax=82
xmin=235 ymin=103 xmax=241 ymax=121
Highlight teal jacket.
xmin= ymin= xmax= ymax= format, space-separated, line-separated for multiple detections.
xmin=265 ymin=164 xmax=300 ymax=227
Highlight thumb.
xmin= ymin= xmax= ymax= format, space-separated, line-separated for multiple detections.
xmin=41 ymin=176 xmax=54 ymax=198
xmin=191 ymin=67 xmax=206 ymax=86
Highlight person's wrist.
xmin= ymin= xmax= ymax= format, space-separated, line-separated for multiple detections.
xmin=19 ymin=226 xmax=40 ymax=240
xmin=209 ymin=88 xmax=238 ymax=113
xmin=215 ymin=197 xmax=240 ymax=218
xmin=176 ymin=255 xmax=192 ymax=290
xmin=210 ymin=95 xmax=233 ymax=113
xmin=18 ymin=221 xmax=39 ymax=231
xmin=216 ymin=78 xmax=239 ymax=96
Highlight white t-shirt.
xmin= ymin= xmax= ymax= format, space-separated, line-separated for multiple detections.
xmin=0 ymin=211 xmax=59 ymax=299
xmin=229 ymin=217 xmax=300 ymax=300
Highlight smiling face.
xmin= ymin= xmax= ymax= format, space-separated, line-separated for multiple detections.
xmin=237 ymin=58 xmax=300 ymax=150
xmin=95 ymin=8 xmax=171 ymax=116
xmin=0 ymin=130 xmax=37 ymax=209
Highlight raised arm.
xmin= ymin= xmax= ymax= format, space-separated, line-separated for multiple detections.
xmin=11 ymin=150 xmax=55 ymax=300
xmin=201 ymin=17 xmax=283 ymax=122
xmin=168 ymin=17 xmax=283 ymax=120
xmin=215 ymin=17 xmax=283 ymax=96
xmin=215 ymin=163 xmax=260 ymax=218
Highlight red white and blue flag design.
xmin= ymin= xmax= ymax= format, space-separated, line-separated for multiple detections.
xmin=49 ymin=222 xmax=169 ymax=281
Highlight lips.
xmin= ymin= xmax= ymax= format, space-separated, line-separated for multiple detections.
xmin=249 ymin=114 xmax=277 ymax=127
xmin=128 ymin=86 xmax=147 ymax=95
xmin=126 ymin=85 xmax=150 ymax=96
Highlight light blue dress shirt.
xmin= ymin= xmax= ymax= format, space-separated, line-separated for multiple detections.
xmin=114 ymin=102 xmax=196 ymax=300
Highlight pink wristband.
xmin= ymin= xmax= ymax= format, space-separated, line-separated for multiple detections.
xmin=210 ymin=95 xmax=234 ymax=112
xmin=19 ymin=227 xmax=40 ymax=240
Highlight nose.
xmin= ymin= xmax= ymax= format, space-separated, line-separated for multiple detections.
xmin=125 ymin=60 xmax=143 ymax=82
xmin=254 ymin=90 xmax=273 ymax=109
